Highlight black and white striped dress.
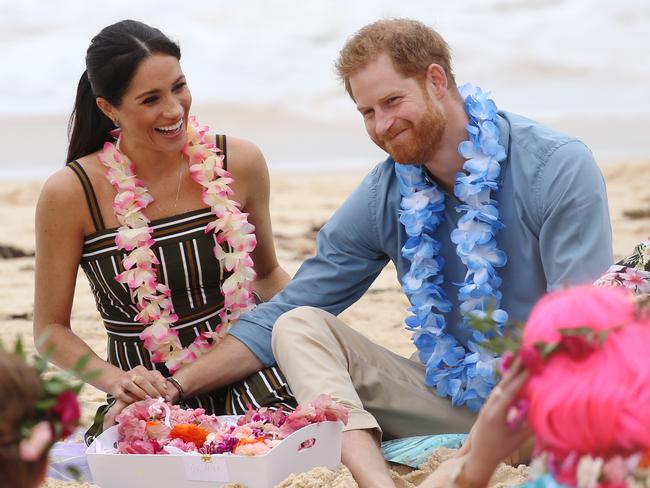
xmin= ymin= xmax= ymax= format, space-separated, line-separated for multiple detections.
xmin=67 ymin=136 xmax=296 ymax=443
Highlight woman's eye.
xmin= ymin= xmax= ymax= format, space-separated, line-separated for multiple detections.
xmin=173 ymin=82 xmax=186 ymax=91
xmin=142 ymin=96 xmax=158 ymax=105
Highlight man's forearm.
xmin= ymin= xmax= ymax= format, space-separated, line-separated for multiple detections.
xmin=171 ymin=335 xmax=264 ymax=399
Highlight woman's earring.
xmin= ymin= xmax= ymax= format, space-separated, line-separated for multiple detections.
xmin=113 ymin=119 xmax=121 ymax=128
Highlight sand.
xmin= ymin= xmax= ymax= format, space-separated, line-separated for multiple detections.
xmin=1 ymin=160 xmax=649 ymax=487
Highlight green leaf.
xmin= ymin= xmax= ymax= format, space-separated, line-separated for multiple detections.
xmin=597 ymin=330 xmax=610 ymax=347
xmin=65 ymin=465 xmax=82 ymax=482
xmin=13 ymin=336 xmax=25 ymax=358
xmin=36 ymin=398 xmax=57 ymax=410
xmin=558 ymin=326 xmax=593 ymax=337
xmin=33 ymin=354 xmax=48 ymax=374
xmin=534 ymin=340 xmax=559 ymax=359
xmin=43 ymin=380 xmax=68 ymax=395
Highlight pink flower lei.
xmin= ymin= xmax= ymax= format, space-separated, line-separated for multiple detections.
xmin=98 ymin=116 xmax=257 ymax=373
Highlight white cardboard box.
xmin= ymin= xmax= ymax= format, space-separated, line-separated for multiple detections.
xmin=86 ymin=421 xmax=342 ymax=488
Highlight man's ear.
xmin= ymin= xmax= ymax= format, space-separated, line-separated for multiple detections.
xmin=425 ymin=64 xmax=448 ymax=100
xmin=96 ymin=97 xmax=117 ymax=124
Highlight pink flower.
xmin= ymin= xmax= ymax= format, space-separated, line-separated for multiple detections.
xmin=19 ymin=421 xmax=53 ymax=461
xmin=621 ymin=268 xmax=650 ymax=293
xmin=117 ymin=415 xmax=147 ymax=441
xmin=560 ymin=335 xmax=595 ymax=360
xmin=114 ymin=226 xmax=154 ymax=251
xmin=310 ymin=394 xmax=349 ymax=424
xmin=498 ymin=350 xmax=514 ymax=374
xmin=602 ymin=456 xmax=627 ymax=484
xmin=520 ymin=346 xmax=544 ymax=375
xmin=118 ymin=438 xmax=164 ymax=454
xmin=166 ymin=438 xmax=198 ymax=452
xmin=122 ymin=247 xmax=159 ymax=270
xmin=555 ymin=454 xmax=578 ymax=487
xmin=51 ymin=390 xmax=81 ymax=438
xmin=280 ymin=394 xmax=348 ymax=436
xmin=146 ymin=421 xmax=171 ymax=440
xmin=234 ymin=442 xmax=272 ymax=456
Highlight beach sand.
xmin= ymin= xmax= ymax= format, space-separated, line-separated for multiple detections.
xmin=1 ymin=160 xmax=648 ymax=487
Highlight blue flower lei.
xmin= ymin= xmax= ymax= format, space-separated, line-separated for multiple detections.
xmin=395 ymin=84 xmax=508 ymax=411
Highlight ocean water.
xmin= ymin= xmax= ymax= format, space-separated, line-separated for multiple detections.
xmin=1 ymin=0 xmax=649 ymax=176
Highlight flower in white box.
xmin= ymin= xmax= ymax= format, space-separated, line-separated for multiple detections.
xmin=114 ymin=395 xmax=347 ymax=456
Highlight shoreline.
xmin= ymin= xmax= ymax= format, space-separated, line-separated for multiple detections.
xmin=2 ymin=106 xmax=650 ymax=180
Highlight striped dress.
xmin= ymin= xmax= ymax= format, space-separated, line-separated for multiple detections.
xmin=67 ymin=136 xmax=296 ymax=443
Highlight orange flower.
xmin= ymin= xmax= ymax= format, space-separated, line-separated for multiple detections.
xmin=170 ymin=424 xmax=210 ymax=447
xmin=639 ymin=449 xmax=650 ymax=468
xmin=236 ymin=436 xmax=266 ymax=448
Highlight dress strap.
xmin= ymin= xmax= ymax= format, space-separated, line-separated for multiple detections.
xmin=215 ymin=134 xmax=228 ymax=171
xmin=66 ymin=160 xmax=106 ymax=232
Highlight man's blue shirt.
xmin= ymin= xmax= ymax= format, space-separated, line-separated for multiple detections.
xmin=231 ymin=111 xmax=613 ymax=366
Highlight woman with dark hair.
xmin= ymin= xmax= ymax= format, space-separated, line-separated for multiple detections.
xmin=33 ymin=19 xmax=295 ymax=442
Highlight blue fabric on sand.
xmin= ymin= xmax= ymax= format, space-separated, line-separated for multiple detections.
xmin=381 ymin=434 xmax=466 ymax=468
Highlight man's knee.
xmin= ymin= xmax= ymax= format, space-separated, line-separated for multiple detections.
xmin=271 ymin=306 xmax=329 ymax=356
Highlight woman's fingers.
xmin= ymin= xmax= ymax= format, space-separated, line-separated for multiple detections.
xmin=498 ymin=357 xmax=525 ymax=389
xmin=131 ymin=374 xmax=164 ymax=399
xmin=132 ymin=366 xmax=168 ymax=397
xmin=103 ymin=400 xmax=128 ymax=430
xmin=490 ymin=367 xmax=528 ymax=412
xmin=116 ymin=367 xmax=168 ymax=402
xmin=148 ymin=370 xmax=168 ymax=396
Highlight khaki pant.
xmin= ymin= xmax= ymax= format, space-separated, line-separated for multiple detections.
xmin=271 ymin=307 xmax=476 ymax=440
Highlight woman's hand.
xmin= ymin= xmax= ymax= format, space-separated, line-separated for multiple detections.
xmin=103 ymin=399 xmax=129 ymax=430
xmin=111 ymin=365 xmax=168 ymax=403
xmin=459 ymin=359 xmax=533 ymax=486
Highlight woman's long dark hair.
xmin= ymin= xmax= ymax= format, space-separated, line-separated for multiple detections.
xmin=66 ymin=20 xmax=181 ymax=163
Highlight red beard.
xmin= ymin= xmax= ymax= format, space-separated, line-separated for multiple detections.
xmin=378 ymin=95 xmax=446 ymax=164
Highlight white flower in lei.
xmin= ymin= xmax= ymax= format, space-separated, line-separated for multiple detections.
xmin=395 ymin=84 xmax=508 ymax=411
xmin=98 ymin=116 xmax=257 ymax=374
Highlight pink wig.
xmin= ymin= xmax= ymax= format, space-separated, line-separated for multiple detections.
xmin=522 ymin=285 xmax=650 ymax=459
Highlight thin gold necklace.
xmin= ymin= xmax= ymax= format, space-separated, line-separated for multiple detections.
xmin=154 ymin=160 xmax=184 ymax=216
xmin=115 ymin=139 xmax=185 ymax=217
